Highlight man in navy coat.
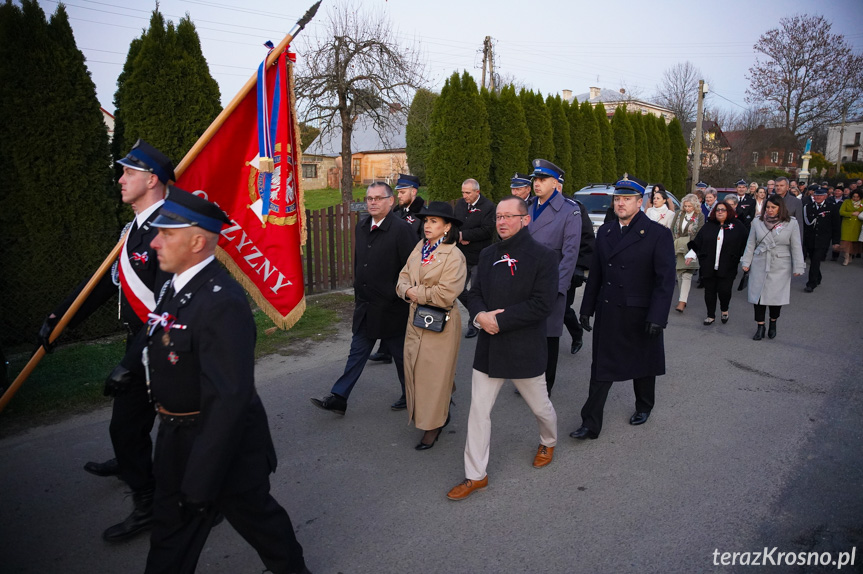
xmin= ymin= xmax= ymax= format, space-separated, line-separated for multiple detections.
xmin=570 ymin=176 xmax=675 ymax=439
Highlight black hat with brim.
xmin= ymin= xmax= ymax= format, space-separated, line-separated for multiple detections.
xmin=416 ymin=201 xmax=463 ymax=227
xmin=152 ymin=186 xmax=231 ymax=234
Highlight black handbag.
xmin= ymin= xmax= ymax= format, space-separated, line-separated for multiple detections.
xmin=412 ymin=304 xmax=450 ymax=332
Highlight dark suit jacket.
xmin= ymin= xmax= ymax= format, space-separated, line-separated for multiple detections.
xmin=146 ymin=260 xmax=276 ymax=502
xmin=581 ymin=211 xmax=675 ymax=382
xmin=393 ymin=196 xmax=425 ymax=239
xmin=688 ymin=220 xmax=748 ymax=279
xmin=454 ymin=194 xmax=496 ymax=266
xmin=803 ymin=200 xmax=841 ymax=253
xmin=353 ymin=211 xmax=416 ymax=339
xmin=463 ymin=228 xmax=557 ymax=379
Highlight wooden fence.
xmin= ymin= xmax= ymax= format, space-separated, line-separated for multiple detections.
xmin=302 ymin=202 xmax=362 ymax=294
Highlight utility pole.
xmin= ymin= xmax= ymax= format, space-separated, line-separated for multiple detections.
xmin=837 ymin=107 xmax=847 ymax=172
xmin=481 ymin=36 xmax=489 ymax=91
xmin=480 ymin=36 xmax=495 ymax=91
xmin=691 ymin=79 xmax=707 ymax=193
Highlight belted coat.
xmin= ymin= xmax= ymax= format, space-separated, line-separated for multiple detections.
xmin=580 ymin=211 xmax=676 ymax=382
xmin=740 ymin=218 xmax=805 ymax=306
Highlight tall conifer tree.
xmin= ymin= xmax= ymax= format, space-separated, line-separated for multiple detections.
xmin=642 ymin=114 xmax=661 ymax=183
xmin=567 ymin=99 xmax=586 ymax=190
xmin=0 ymin=0 xmax=117 ymax=343
xmin=112 ymin=10 xmax=221 ymax=167
xmin=547 ymin=94 xmax=572 ymax=184
xmin=668 ymin=117 xmax=688 ymax=196
xmin=427 ymin=71 xmax=491 ymax=201
xmin=594 ymin=102 xmax=617 ymax=181
xmin=486 ymin=85 xmax=530 ymax=200
xmin=611 ymin=105 xmax=635 ymax=177
xmin=520 ymin=90 xmax=554 ymax=166
xmin=631 ymin=112 xmax=650 ymax=180
xmin=405 ymin=88 xmax=438 ymax=185
xmin=580 ymin=101 xmax=602 ymax=183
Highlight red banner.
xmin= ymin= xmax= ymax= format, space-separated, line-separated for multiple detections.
xmin=176 ymin=51 xmax=305 ymax=329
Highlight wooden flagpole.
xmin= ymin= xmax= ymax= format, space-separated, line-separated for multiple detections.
xmin=0 ymin=1 xmax=322 ymax=413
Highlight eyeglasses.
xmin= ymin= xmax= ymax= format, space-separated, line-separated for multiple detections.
xmin=714 ymin=208 xmax=728 ymax=212
xmin=495 ymin=214 xmax=526 ymax=222
xmin=365 ymin=196 xmax=389 ymax=203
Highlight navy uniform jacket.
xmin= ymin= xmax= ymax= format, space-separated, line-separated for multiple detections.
xmin=580 ymin=211 xmax=676 ymax=382
xmin=353 ymin=211 xmax=416 ymax=339
xmin=454 ymin=194 xmax=496 ymax=266
xmin=802 ymin=200 xmax=840 ymax=254
xmin=463 ymin=228 xmax=557 ymax=380
xmin=393 ymin=196 xmax=425 ymax=239
xmin=735 ymin=203 xmax=755 ymax=230
xmin=146 ymin=260 xmax=276 ymax=502
xmin=737 ymin=194 xmax=755 ymax=211
xmin=54 ymin=209 xmax=170 ymax=340
xmin=526 ymin=192 xmax=582 ymax=336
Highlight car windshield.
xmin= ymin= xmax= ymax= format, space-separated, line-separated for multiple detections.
xmin=577 ymin=193 xmax=613 ymax=214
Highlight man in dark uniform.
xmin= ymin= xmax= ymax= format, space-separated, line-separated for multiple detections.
xmin=563 ymin=195 xmax=595 ymax=355
xmin=311 ymin=182 xmax=416 ymax=414
xmin=510 ymin=172 xmax=532 ymax=201
xmin=570 ymin=176 xmax=675 ymax=440
xmin=38 ymin=139 xmax=173 ymax=541
xmin=454 ymin=178 xmax=496 ymax=338
xmin=802 ymin=186 xmax=840 ymax=292
xmin=734 ymin=179 xmax=755 ymax=211
xmin=139 ymin=188 xmax=309 ymax=574
xmin=446 ymin=196 xmax=558 ymax=501
xmin=525 ymin=159 xmax=581 ymax=395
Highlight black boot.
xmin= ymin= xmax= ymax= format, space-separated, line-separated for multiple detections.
xmin=752 ymin=324 xmax=765 ymax=341
xmin=103 ymin=487 xmax=154 ymax=542
xmin=767 ymin=320 xmax=777 ymax=339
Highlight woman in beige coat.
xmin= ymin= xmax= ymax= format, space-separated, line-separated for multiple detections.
xmin=396 ymin=202 xmax=467 ymax=450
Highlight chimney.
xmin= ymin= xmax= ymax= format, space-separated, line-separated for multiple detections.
xmin=562 ymin=89 xmax=572 ymax=102
xmin=619 ymin=88 xmax=626 ymax=94
xmin=589 ymin=86 xmax=601 ymax=100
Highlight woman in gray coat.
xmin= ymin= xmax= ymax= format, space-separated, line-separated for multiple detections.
xmin=740 ymin=195 xmax=805 ymax=341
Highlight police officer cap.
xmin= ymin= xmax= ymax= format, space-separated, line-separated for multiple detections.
xmin=736 ymin=179 xmax=747 ymax=186
xmin=695 ymin=181 xmax=709 ymax=189
xmin=152 ymin=186 xmax=230 ymax=234
xmin=116 ymin=139 xmax=176 ymax=185
xmin=511 ymin=173 xmax=531 ymax=188
xmin=395 ymin=174 xmax=421 ymax=190
xmin=415 ymin=201 xmax=463 ymax=227
xmin=614 ymin=174 xmax=647 ymax=196
xmin=813 ymin=186 xmax=828 ymax=195
xmin=530 ymin=159 xmax=564 ymax=183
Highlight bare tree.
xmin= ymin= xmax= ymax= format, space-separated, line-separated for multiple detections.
xmin=653 ymin=62 xmax=706 ymax=125
xmin=745 ymin=14 xmax=863 ymax=139
xmin=294 ymin=2 xmax=427 ymax=203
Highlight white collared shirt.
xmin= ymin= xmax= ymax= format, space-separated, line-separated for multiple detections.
xmin=135 ymin=200 xmax=164 ymax=229
xmin=370 ymin=216 xmax=385 ymax=231
xmin=171 ymin=255 xmax=215 ymax=296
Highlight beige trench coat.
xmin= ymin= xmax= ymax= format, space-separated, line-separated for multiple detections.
xmin=395 ymin=241 xmax=467 ymax=430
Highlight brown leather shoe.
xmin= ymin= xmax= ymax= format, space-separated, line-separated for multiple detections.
xmin=675 ymin=301 xmax=686 ymax=313
xmin=532 ymin=445 xmax=554 ymax=468
xmin=446 ymin=476 xmax=488 ymax=501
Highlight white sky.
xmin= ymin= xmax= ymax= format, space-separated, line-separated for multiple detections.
xmin=40 ymin=0 xmax=863 ymax=117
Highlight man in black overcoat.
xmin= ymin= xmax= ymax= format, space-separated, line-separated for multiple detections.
xmin=311 ymin=182 xmax=416 ymax=414
xmin=446 ymin=197 xmax=558 ymax=501
xmin=563 ymin=198 xmax=595 ymax=355
xmin=454 ymin=178 xmax=496 ymax=338
xmin=570 ymin=176 xmax=676 ymax=440
xmin=802 ymin=186 xmax=841 ymax=292
xmin=142 ymin=188 xmax=309 ymax=574
xmin=38 ymin=139 xmax=174 ymax=541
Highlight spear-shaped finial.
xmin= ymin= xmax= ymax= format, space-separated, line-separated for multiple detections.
xmin=288 ymin=1 xmax=322 ymax=40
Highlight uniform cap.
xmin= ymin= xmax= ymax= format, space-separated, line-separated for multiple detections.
xmin=530 ymin=159 xmax=564 ymax=183
xmin=395 ymin=174 xmax=421 ymax=190
xmin=116 ymin=139 xmax=175 ymax=184
xmin=511 ymin=172 xmax=532 ymax=188
xmin=152 ymin=186 xmax=230 ymax=234
xmin=613 ymin=174 xmax=647 ymax=196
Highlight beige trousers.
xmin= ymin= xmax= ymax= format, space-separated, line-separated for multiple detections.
xmin=677 ymin=270 xmax=693 ymax=303
xmin=463 ymin=369 xmax=558 ymax=481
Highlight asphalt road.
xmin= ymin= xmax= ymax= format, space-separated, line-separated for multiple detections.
xmin=1 ymin=260 xmax=861 ymax=574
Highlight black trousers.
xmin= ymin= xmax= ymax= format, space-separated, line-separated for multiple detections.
xmin=805 ymin=244 xmax=827 ymax=288
xmin=456 ymin=263 xmax=478 ymax=309
xmin=145 ymin=479 xmax=306 ymax=574
xmin=702 ymin=275 xmax=736 ymax=318
xmin=580 ymin=376 xmax=655 ymax=435
xmin=110 ymin=383 xmax=156 ymax=491
xmin=563 ymin=279 xmax=583 ymax=343
xmin=754 ymin=304 xmax=782 ymax=322
xmin=545 ymin=337 xmax=560 ymax=395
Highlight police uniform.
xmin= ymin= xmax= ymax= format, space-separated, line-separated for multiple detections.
xmin=572 ymin=177 xmax=676 ymax=438
xmin=802 ymin=188 xmax=840 ymax=291
xmin=525 ymin=159 xmax=581 ymax=394
xmin=142 ymin=189 xmax=308 ymax=574
xmin=40 ymin=139 xmax=174 ymax=541
xmin=510 ymin=172 xmax=532 ymax=200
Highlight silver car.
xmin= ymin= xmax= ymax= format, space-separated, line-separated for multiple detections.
xmin=573 ymin=184 xmax=680 ymax=235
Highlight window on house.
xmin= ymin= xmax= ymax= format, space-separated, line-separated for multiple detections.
xmin=770 ymin=151 xmax=779 ymax=163
xmin=752 ymin=152 xmax=759 ymax=163
xmin=352 ymin=158 xmax=361 ymax=177
xmin=854 ymin=132 xmax=860 ymax=145
xmin=854 ymin=149 xmax=859 ymax=162
xmin=302 ymin=164 xmax=317 ymax=179
xmin=787 ymin=153 xmax=794 ymax=164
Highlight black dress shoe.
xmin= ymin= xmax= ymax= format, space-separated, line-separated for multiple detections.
xmin=390 ymin=395 xmax=407 ymax=410
xmin=368 ymin=352 xmax=392 ymax=363
xmin=84 ymin=457 xmax=120 ymax=477
xmin=767 ymin=320 xmax=777 ymax=339
xmin=570 ymin=339 xmax=583 ymax=354
xmin=629 ymin=412 xmax=650 ymax=425
xmin=103 ymin=488 xmax=153 ymax=542
xmin=804 ymin=285 xmax=814 ymax=293
xmin=569 ymin=426 xmax=598 ymax=440
xmin=310 ymin=393 xmax=347 ymax=415
xmin=415 ymin=427 xmax=443 ymax=451
xmin=465 ymin=325 xmax=478 ymax=339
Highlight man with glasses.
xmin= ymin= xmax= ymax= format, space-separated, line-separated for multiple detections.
xmin=446 ymin=196 xmax=558 ymax=501
xmin=454 ymin=178 xmax=496 ymax=338
xmin=311 ymin=182 xmax=416 ymax=415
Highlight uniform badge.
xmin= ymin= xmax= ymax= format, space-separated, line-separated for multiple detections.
xmin=179 ymin=292 xmax=192 ymax=305
xmin=639 ymin=229 xmax=645 ymax=235
xmin=131 ymin=252 xmax=149 ymax=263
xmin=167 ymin=351 xmax=179 ymax=365
xmin=213 ymin=285 xmax=222 ymax=292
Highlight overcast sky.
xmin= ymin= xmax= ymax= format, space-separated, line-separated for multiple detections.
xmin=41 ymin=0 xmax=863 ymax=117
